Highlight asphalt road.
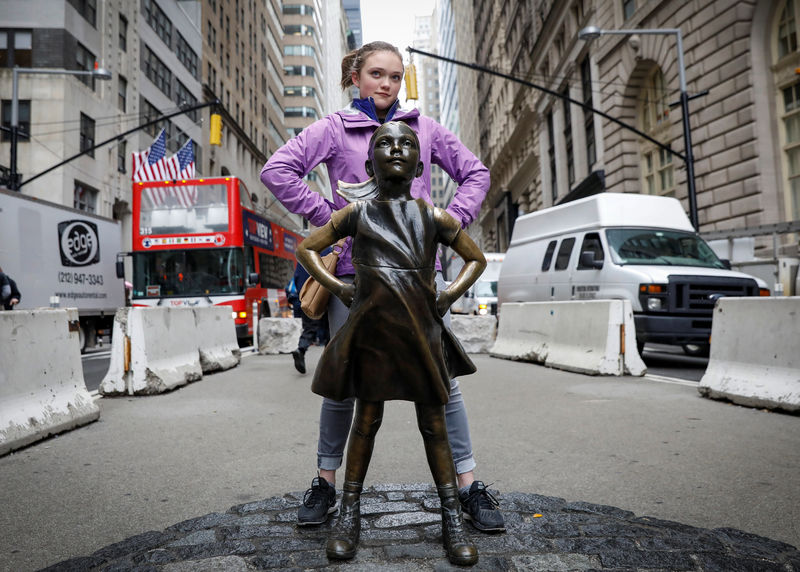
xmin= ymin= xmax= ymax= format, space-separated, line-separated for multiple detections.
xmin=81 ymin=342 xmax=710 ymax=392
xmin=4 ymin=349 xmax=799 ymax=571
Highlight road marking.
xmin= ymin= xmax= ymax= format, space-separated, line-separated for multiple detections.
xmin=82 ymin=351 xmax=111 ymax=361
xmin=644 ymin=374 xmax=698 ymax=387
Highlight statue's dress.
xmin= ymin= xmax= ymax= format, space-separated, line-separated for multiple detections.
xmin=311 ymin=198 xmax=476 ymax=405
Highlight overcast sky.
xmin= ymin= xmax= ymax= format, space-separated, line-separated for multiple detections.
xmin=359 ymin=0 xmax=436 ymax=65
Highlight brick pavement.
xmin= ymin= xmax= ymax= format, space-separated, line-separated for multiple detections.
xmin=44 ymin=483 xmax=799 ymax=571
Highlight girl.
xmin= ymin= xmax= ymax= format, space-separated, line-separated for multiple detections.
xmin=261 ymin=41 xmax=504 ymax=533
xmin=296 ymin=121 xmax=485 ymax=565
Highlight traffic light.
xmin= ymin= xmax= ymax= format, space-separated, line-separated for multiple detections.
xmin=405 ymin=64 xmax=418 ymax=101
xmin=209 ymin=113 xmax=222 ymax=146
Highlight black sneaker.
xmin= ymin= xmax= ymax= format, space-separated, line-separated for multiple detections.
xmin=459 ymin=481 xmax=505 ymax=533
xmin=298 ymin=476 xmax=337 ymax=526
xmin=292 ymin=350 xmax=306 ymax=374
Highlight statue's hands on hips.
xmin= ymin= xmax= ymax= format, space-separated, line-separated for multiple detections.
xmin=436 ymin=291 xmax=451 ymax=317
xmin=337 ymin=283 xmax=355 ymax=307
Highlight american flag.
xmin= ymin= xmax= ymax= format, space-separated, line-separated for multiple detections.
xmin=131 ymin=129 xmax=167 ymax=182
xmin=133 ymin=131 xmax=197 ymax=207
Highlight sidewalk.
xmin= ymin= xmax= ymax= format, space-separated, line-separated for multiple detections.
xmin=2 ymin=349 xmax=799 ymax=570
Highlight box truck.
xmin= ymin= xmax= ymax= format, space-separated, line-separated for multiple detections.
xmin=498 ymin=193 xmax=770 ymax=356
xmin=0 ymin=188 xmax=125 ymax=351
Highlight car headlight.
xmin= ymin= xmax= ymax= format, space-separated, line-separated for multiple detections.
xmin=647 ymin=297 xmax=662 ymax=311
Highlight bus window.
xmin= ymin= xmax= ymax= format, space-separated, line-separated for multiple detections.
xmin=554 ymin=238 xmax=575 ymax=271
xmin=541 ymin=240 xmax=557 ymax=271
xmin=258 ymin=252 xmax=295 ymax=288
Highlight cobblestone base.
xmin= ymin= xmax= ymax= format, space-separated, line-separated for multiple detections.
xmin=44 ymin=484 xmax=799 ymax=571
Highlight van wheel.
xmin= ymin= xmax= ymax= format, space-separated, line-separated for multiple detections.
xmin=636 ymin=338 xmax=645 ymax=356
xmin=682 ymin=343 xmax=710 ymax=358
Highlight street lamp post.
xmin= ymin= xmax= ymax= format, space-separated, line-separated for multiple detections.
xmin=9 ymin=65 xmax=112 ymax=191
xmin=578 ymin=26 xmax=699 ymax=230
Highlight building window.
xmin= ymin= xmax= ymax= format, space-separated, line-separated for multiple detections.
xmin=175 ymin=80 xmax=198 ymax=120
xmin=118 ymin=140 xmax=126 ymax=173
xmin=0 ymin=29 xmax=33 ymax=68
xmin=1 ymin=100 xmax=30 ymax=142
xmin=74 ymin=181 xmax=98 ymax=213
xmin=285 ymin=106 xmax=319 ymax=119
xmin=778 ymin=0 xmax=798 ymax=58
xmin=638 ymin=67 xmax=674 ymax=196
xmin=143 ymin=0 xmax=172 ymax=47
xmin=80 ymin=113 xmax=95 ymax=157
xmin=119 ymin=15 xmax=128 ymax=51
xmin=282 ymin=4 xmax=314 ymax=16
xmin=581 ymin=58 xmax=596 ymax=168
xmin=284 ymin=65 xmax=315 ymax=77
xmin=76 ymin=42 xmax=97 ymax=90
xmin=776 ymin=1 xmax=800 ymax=220
xmin=782 ymin=82 xmax=800 ymax=219
xmin=175 ymin=32 xmax=199 ymax=79
xmin=284 ymin=24 xmax=315 ymax=37
xmin=143 ymin=45 xmax=172 ymax=97
xmin=562 ymin=87 xmax=575 ymax=186
xmin=622 ymin=0 xmax=635 ymax=20
xmin=118 ymin=75 xmax=127 ymax=112
xmin=284 ymin=45 xmax=316 ymax=57
xmin=284 ymin=85 xmax=316 ymax=98
xmin=69 ymin=0 xmax=97 ymax=27
xmin=547 ymin=111 xmax=557 ymax=202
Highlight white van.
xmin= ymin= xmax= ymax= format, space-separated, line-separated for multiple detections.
xmin=450 ymin=253 xmax=504 ymax=315
xmin=498 ymin=193 xmax=770 ymax=355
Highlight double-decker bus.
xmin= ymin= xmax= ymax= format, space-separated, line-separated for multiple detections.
xmin=130 ymin=176 xmax=303 ymax=342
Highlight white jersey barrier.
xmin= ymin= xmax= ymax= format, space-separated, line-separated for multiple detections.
xmin=698 ymin=297 xmax=799 ymax=412
xmin=258 ymin=317 xmax=302 ymax=354
xmin=490 ymin=300 xmax=646 ymax=376
xmin=100 ymin=307 xmax=240 ymax=396
xmin=1 ymin=308 xmax=100 ymax=456
xmin=450 ymin=315 xmax=497 ymax=353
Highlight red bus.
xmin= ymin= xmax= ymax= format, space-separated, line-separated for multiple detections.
xmin=130 ymin=176 xmax=302 ymax=341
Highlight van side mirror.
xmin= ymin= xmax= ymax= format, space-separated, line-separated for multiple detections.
xmin=579 ymin=251 xmax=604 ymax=269
xmin=720 ymin=258 xmax=732 ymax=270
xmin=248 ymin=272 xmax=260 ymax=286
xmin=115 ymin=252 xmax=126 ymax=278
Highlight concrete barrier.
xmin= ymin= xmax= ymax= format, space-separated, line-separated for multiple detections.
xmin=193 ymin=306 xmax=241 ymax=373
xmin=698 ymin=297 xmax=800 ymax=412
xmin=258 ymin=317 xmax=302 ymax=354
xmin=450 ymin=315 xmax=497 ymax=353
xmin=1 ymin=308 xmax=100 ymax=455
xmin=490 ymin=300 xmax=645 ymax=376
xmin=100 ymin=307 xmax=240 ymax=396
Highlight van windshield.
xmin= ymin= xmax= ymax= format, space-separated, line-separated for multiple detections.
xmin=606 ymin=229 xmax=726 ymax=268
xmin=474 ymin=280 xmax=497 ymax=297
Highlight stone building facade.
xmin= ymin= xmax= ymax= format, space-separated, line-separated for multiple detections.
xmin=474 ymin=0 xmax=799 ymax=258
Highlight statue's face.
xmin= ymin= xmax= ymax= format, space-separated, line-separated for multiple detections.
xmin=368 ymin=122 xmax=423 ymax=183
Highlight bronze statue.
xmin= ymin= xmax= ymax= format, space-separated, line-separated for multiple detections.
xmin=296 ymin=121 xmax=487 ymax=566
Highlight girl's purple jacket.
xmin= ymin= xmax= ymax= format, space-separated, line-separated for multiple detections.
xmin=260 ymin=103 xmax=490 ymax=276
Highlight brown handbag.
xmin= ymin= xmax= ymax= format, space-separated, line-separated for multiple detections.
xmin=299 ymin=240 xmax=345 ymax=320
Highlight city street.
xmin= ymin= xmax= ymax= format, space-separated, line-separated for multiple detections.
xmin=2 ymin=349 xmax=798 ymax=571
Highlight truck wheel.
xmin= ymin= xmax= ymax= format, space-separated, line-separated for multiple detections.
xmin=682 ymin=343 xmax=710 ymax=358
xmin=78 ymin=324 xmax=87 ymax=353
xmin=636 ymin=338 xmax=645 ymax=356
